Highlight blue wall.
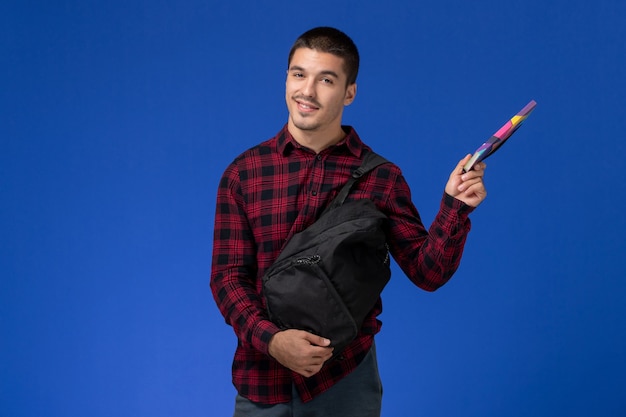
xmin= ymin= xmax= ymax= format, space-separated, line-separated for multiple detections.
xmin=2 ymin=1 xmax=625 ymax=416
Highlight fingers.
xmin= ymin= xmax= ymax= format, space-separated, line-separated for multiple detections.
xmin=472 ymin=161 xmax=487 ymax=173
xmin=299 ymin=366 xmax=322 ymax=378
xmin=268 ymin=329 xmax=334 ymax=377
xmin=458 ymin=176 xmax=487 ymax=206
xmin=458 ymin=166 xmax=485 ymax=191
xmin=462 ymin=161 xmax=486 ymax=177
xmin=296 ymin=354 xmax=329 ymax=375
xmin=444 ymin=155 xmax=488 ymax=207
xmin=293 ymin=347 xmax=333 ymax=377
xmin=459 ymin=179 xmax=486 ymax=197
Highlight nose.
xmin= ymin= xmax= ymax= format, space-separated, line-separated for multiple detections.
xmin=301 ymin=77 xmax=316 ymax=98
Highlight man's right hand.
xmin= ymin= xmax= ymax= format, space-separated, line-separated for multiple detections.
xmin=268 ymin=329 xmax=334 ymax=377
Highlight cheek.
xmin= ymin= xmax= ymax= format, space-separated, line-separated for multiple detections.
xmin=285 ymin=85 xmax=294 ymax=104
xmin=285 ymin=79 xmax=298 ymax=94
xmin=286 ymin=87 xmax=299 ymax=104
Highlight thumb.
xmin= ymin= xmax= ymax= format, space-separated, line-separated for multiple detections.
xmin=459 ymin=153 xmax=472 ymax=169
xmin=304 ymin=332 xmax=331 ymax=347
xmin=453 ymin=154 xmax=473 ymax=176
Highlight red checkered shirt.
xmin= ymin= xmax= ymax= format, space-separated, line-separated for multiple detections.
xmin=210 ymin=125 xmax=474 ymax=404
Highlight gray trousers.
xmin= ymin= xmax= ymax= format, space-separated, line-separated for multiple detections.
xmin=233 ymin=343 xmax=383 ymax=417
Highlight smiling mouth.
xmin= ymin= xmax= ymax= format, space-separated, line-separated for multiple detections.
xmin=295 ymin=98 xmax=320 ymax=112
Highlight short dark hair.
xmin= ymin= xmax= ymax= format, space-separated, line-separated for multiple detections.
xmin=288 ymin=27 xmax=360 ymax=86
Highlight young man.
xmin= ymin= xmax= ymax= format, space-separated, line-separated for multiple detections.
xmin=210 ymin=27 xmax=487 ymax=416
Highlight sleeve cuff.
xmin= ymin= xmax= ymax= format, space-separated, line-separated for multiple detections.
xmin=441 ymin=192 xmax=475 ymax=218
xmin=436 ymin=192 xmax=474 ymax=237
xmin=252 ymin=319 xmax=282 ymax=355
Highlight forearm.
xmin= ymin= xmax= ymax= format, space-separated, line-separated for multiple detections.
xmin=210 ymin=164 xmax=280 ymax=354
xmin=413 ymin=192 xmax=473 ymax=290
xmin=389 ymin=188 xmax=474 ymax=291
xmin=210 ymin=266 xmax=280 ymax=354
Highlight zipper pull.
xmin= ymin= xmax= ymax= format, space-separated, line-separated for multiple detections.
xmin=295 ymin=255 xmax=321 ymax=265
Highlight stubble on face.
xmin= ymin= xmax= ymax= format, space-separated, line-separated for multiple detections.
xmin=285 ymin=48 xmax=356 ymax=149
xmin=290 ymin=95 xmax=324 ymax=132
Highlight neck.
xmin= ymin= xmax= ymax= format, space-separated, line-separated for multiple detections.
xmin=288 ymin=123 xmax=346 ymax=154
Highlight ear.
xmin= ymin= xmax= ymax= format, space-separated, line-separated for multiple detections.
xmin=344 ymin=83 xmax=357 ymax=106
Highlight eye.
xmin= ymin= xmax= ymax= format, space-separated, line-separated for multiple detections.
xmin=321 ymin=77 xmax=334 ymax=85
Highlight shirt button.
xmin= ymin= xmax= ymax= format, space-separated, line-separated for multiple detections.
xmin=311 ymin=191 xmax=317 ymax=196
xmin=316 ymin=155 xmax=322 ymax=161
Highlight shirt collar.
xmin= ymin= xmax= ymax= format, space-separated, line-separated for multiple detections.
xmin=276 ymin=124 xmax=364 ymax=158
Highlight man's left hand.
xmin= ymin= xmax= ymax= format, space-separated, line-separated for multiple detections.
xmin=444 ymin=154 xmax=488 ymax=207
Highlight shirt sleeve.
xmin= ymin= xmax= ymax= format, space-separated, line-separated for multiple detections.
xmin=210 ymin=162 xmax=280 ymax=355
xmin=384 ymin=172 xmax=475 ymax=291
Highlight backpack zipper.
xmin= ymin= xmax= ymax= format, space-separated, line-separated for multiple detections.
xmin=295 ymin=255 xmax=321 ymax=265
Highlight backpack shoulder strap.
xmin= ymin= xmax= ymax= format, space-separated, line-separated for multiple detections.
xmin=323 ymin=151 xmax=390 ymax=213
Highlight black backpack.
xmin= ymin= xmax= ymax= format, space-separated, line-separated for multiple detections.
xmin=262 ymin=151 xmax=391 ymax=355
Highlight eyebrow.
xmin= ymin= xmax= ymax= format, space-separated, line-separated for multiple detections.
xmin=289 ymin=65 xmax=339 ymax=79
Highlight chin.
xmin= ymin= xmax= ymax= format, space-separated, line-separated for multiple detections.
xmin=291 ymin=116 xmax=320 ymax=132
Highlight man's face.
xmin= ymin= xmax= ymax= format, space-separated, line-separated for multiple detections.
xmin=285 ymin=47 xmax=356 ymax=137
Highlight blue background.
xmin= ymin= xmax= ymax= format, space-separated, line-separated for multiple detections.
xmin=2 ymin=1 xmax=625 ymax=416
